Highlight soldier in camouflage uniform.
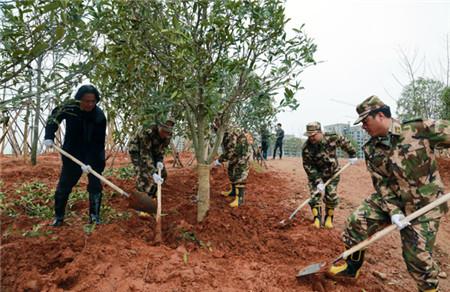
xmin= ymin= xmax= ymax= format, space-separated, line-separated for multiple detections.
xmin=128 ymin=119 xmax=175 ymax=199
xmin=328 ymin=95 xmax=450 ymax=292
xmin=302 ymin=121 xmax=358 ymax=228
xmin=215 ymin=125 xmax=253 ymax=208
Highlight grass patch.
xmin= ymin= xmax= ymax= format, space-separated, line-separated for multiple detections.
xmin=103 ymin=165 xmax=136 ymax=180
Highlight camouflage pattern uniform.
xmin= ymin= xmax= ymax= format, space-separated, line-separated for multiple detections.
xmin=128 ymin=124 xmax=172 ymax=196
xmin=302 ymin=122 xmax=357 ymax=208
xmin=219 ymin=127 xmax=252 ymax=184
xmin=343 ymin=96 xmax=450 ymax=291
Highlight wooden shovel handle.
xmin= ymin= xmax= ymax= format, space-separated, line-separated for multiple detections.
xmin=337 ymin=191 xmax=450 ymax=262
xmin=288 ymin=162 xmax=352 ymax=220
xmin=53 ymin=145 xmax=130 ymax=198
xmin=156 ymin=167 xmax=162 ymax=223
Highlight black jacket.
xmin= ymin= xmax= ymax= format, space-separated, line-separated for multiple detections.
xmin=45 ymin=100 xmax=107 ymax=168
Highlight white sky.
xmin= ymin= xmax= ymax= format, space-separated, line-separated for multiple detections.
xmin=278 ymin=0 xmax=450 ymax=137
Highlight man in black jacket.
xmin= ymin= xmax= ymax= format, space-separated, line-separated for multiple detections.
xmin=272 ymin=123 xmax=284 ymax=159
xmin=44 ymin=85 xmax=107 ymax=226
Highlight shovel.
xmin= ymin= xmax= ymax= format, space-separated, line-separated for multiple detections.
xmin=154 ymin=166 xmax=163 ymax=243
xmin=297 ymin=191 xmax=450 ymax=278
xmin=52 ymin=145 xmax=156 ymax=214
xmin=279 ymin=162 xmax=352 ymax=227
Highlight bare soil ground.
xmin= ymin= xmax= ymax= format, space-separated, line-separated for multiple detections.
xmin=1 ymin=152 xmax=449 ymax=291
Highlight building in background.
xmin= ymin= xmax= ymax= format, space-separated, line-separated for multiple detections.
xmin=324 ymin=123 xmax=369 ymax=158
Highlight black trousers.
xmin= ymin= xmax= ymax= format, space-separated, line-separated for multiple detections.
xmin=273 ymin=140 xmax=283 ymax=159
xmin=54 ymin=156 xmax=105 ymax=219
xmin=261 ymin=141 xmax=268 ymax=160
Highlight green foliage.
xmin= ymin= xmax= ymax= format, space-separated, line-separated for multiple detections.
xmin=283 ymin=136 xmax=305 ymax=155
xmin=22 ymin=224 xmax=53 ymax=238
xmin=13 ymin=181 xmax=54 ymax=219
xmin=441 ymin=87 xmax=450 ymax=120
xmin=83 ymin=223 xmax=96 ymax=234
xmin=101 ymin=204 xmax=131 ymax=223
xmin=397 ymin=77 xmax=446 ymax=120
xmin=103 ymin=165 xmax=136 ymax=180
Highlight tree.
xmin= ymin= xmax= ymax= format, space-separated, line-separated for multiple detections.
xmin=0 ymin=0 xmax=98 ymax=163
xmin=396 ymin=77 xmax=446 ymax=121
xmin=89 ymin=0 xmax=316 ymax=221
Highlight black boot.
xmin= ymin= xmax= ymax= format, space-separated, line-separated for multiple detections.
xmin=327 ymin=249 xmax=365 ymax=280
xmin=230 ymin=185 xmax=245 ymax=207
xmin=147 ymin=185 xmax=158 ymax=198
xmin=50 ymin=191 xmax=69 ymax=227
xmin=221 ymin=183 xmax=236 ymax=197
xmin=311 ymin=205 xmax=322 ymax=228
xmin=89 ymin=192 xmax=102 ymax=224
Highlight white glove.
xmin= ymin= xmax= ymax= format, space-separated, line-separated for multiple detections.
xmin=156 ymin=162 xmax=164 ymax=171
xmin=152 ymin=173 xmax=164 ymax=184
xmin=43 ymin=139 xmax=54 ymax=148
xmin=316 ymin=182 xmax=326 ymax=193
xmin=81 ymin=164 xmax=92 ymax=174
xmin=349 ymin=158 xmax=358 ymax=165
xmin=214 ymin=159 xmax=221 ymax=166
xmin=391 ymin=213 xmax=410 ymax=230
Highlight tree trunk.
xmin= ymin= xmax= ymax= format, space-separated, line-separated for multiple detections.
xmin=23 ymin=101 xmax=31 ymax=160
xmin=31 ymin=56 xmax=43 ymax=165
xmin=196 ymin=163 xmax=210 ymax=222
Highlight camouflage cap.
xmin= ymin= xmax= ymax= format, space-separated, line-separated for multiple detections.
xmin=159 ymin=118 xmax=175 ymax=133
xmin=304 ymin=121 xmax=322 ymax=136
xmin=354 ymin=95 xmax=386 ymax=125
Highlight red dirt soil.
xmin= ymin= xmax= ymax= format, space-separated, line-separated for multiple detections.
xmin=1 ymin=153 xmax=449 ymax=291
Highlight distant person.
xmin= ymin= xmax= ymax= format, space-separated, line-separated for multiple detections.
xmin=214 ymin=120 xmax=252 ymax=208
xmin=272 ymin=123 xmax=284 ymax=159
xmin=260 ymin=127 xmax=269 ymax=160
xmin=327 ymin=95 xmax=450 ymax=292
xmin=302 ymin=121 xmax=357 ymax=228
xmin=44 ymin=85 xmax=106 ymax=226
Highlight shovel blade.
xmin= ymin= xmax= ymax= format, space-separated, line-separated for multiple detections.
xmin=128 ymin=191 xmax=157 ymax=214
xmin=296 ymin=262 xmax=326 ymax=278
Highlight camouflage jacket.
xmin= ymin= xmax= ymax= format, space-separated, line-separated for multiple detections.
xmin=219 ymin=127 xmax=252 ymax=165
xmin=363 ymin=119 xmax=450 ymax=218
xmin=302 ymin=133 xmax=357 ymax=184
xmin=128 ymin=125 xmax=171 ymax=174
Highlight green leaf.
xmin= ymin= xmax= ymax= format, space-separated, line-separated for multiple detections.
xmin=30 ymin=42 xmax=49 ymax=56
xmin=41 ymin=1 xmax=60 ymax=13
xmin=55 ymin=26 xmax=65 ymax=41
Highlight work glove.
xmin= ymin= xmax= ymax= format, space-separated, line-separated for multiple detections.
xmin=349 ymin=157 xmax=358 ymax=165
xmin=152 ymin=173 xmax=164 ymax=184
xmin=391 ymin=213 xmax=410 ymax=230
xmin=43 ymin=139 xmax=54 ymax=148
xmin=156 ymin=161 xmax=164 ymax=171
xmin=81 ymin=164 xmax=92 ymax=174
xmin=316 ymin=182 xmax=326 ymax=193
xmin=214 ymin=159 xmax=221 ymax=167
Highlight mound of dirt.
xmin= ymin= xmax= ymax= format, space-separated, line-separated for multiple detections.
xmin=1 ymin=154 xmax=449 ymax=291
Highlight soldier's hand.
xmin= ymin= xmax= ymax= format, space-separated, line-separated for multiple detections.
xmin=81 ymin=164 xmax=92 ymax=174
xmin=391 ymin=213 xmax=410 ymax=230
xmin=152 ymin=173 xmax=164 ymax=184
xmin=43 ymin=139 xmax=54 ymax=148
xmin=316 ymin=182 xmax=326 ymax=193
xmin=349 ymin=157 xmax=358 ymax=165
xmin=156 ymin=162 xmax=164 ymax=171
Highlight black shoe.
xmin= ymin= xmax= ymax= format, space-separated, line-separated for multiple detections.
xmin=50 ymin=218 xmax=64 ymax=227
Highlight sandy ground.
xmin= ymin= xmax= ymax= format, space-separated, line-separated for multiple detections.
xmin=1 ymin=153 xmax=449 ymax=291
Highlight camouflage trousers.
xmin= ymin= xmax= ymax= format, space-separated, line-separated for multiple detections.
xmin=228 ymin=161 xmax=250 ymax=184
xmin=135 ymin=166 xmax=167 ymax=196
xmin=308 ymin=175 xmax=340 ymax=208
xmin=343 ymin=192 xmax=441 ymax=291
